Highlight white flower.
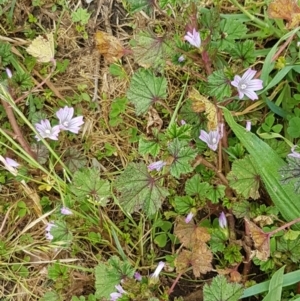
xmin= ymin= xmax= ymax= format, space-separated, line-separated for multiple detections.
xmin=56 ymin=106 xmax=84 ymax=134
xmin=231 ymin=69 xmax=263 ymax=101
xmin=185 ymin=212 xmax=194 ymax=223
xmin=0 ymin=156 xmax=19 ymax=176
xmin=184 ymin=28 xmax=201 ymax=48
xmin=148 ymin=160 xmax=166 ymax=171
xmin=246 ymin=121 xmax=251 ymax=132
xmin=61 ymin=207 xmax=72 ymax=215
xmin=35 ymin=119 xmax=60 ymax=141
xmin=151 ymin=261 xmax=165 ymax=279
xmin=199 ymin=130 xmax=221 ymax=151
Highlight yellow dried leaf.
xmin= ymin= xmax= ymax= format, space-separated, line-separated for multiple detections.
xmin=26 ymin=33 xmax=55 ymax=63
xmin=189 ymin=88 xmax=217 ymax=131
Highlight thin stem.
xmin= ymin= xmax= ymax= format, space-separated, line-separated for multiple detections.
xmin=229 ymin=0 xmax=271 ymax=30
xmin=169 ymin=74 xmax=189 ymax=128
xmin=269 ymin=217 xmax=300 ymax=236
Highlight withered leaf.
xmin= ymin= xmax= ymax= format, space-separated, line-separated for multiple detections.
xmin=267 ymin=0 xmax=300 ymax=29
xmin=191 ymin=244 xmax=213 ymax=277
xmin=95 ymin=31 xmax=124 ymax=63
xmin=174 ymin=216 xmax=211 ymax=249
xmin=189 ymin=88 xmax=217 ymax=131
xmin=245 ymin=218 xmax=271 ymax=261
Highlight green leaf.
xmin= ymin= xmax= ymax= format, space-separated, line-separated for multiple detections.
xmin=126 ymin=68 xmax=167 ymax=115
xmin=287 ymin=117 xmax=300 ymax=138
xmin=173 ymin=196 xmax=195 ymax=214
xmin=109 ymin=97 xmax=127 ymax=127
xmin=70 ymin=168 xmax=111 ymax=206
xmin=154 ymin=233 xmax=167 ymax=247
xmin=277 ymin=237 xmax=300 ymax=263
xmin=40 ymin=291 xmax=60 ymax=301
xmin=168 ymin=139 xmax=197 ymax=179
xmin=209 ymin=230 xmax=226 ymax=252
xmin=242 ymin=268 xmax=300 ymax=298
xmin=262 ymin=266 xmax=285 ymax=301
xmin=166 ymin=123 xmax=192 ymax=140
xmin=207 ymin=69 xmax=232 ymax=101
xmin=95 ymin=256 xmax=134 ymax=299
xmin=223 ymin=108 xmax=300 ymax=229
xmin=231 ymin=40 xmax=256 ymax=66
xmin=217 ymin=19 xmax=247 ymax=51
xmin=227 ymin=155 xmax=260 ymax=199
xmin=206 ymin=184 xmax=226 ymax=204
xmin=266 ymin=139 xmax=290 ymax=158
xmin=114 ymin=162 xmax=169 ymax=216
xmin=203 ymin=275 xmax=243 ymax=301
xmin=185 ymin=175 xmax=209 ymax=196
xmin=131 ymin=31 xmax=174 ymax=70
xmin=126 ymin=0 xmax=154 ymax=14
xmin=138 ymin=138 xmax=160 ymax=156
xmin=50 ymin=220 xmax=73 ymax=246
xmin=71 ymin=8 xmax=90 ymax=25
xmin=63 ymin=148 xmax=87 ymax=173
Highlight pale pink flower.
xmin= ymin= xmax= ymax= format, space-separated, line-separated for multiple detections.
xmin=185 ymin=212 xmax=194 ymax=223
xmin=148 ymin=160 xmax=166 ymax=171
xmin=134 ymin=272 xmax=142 ymax=281
xmin=199 ymin=130 xmax=221 ymax=151
xmin=0 ymin=156 xmax=19 ymax=176
xmin=219 ymin=212 xmax=227 ymax=229
xmin=288 ymin=146 xmax=300 ymax=159
xmin=61 ymin=207 xmax=72 ymax=215
xmin=6 ymin=68 xmax=12 ymax=78
xmin=246 ymin=121 xmax=251 ymax=132
xmin=35 ymin=119 xmax=60 ymax=141
xmin=56 ymin=106 xmax=84 ymax=134
xmin=184 ymin=28 xmax=201 ymax=48
xmin=151 ymin=261 xmax=165 ymax=279
xmin=110 ymin=284 xmax=126 ymax=301
xmin=231 ymin=69 xmax=263 ymax=100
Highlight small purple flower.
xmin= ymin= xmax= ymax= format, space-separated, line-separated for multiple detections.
xmin=180 ymin=120 xmax=186 ymax=125
xmin=61 ymin=207 xmax=72 ymax=215
xmin=184 ymin=28 xmax=201 ymax=48
xmin=45 ymin=222 xmax=56 ymax=241
xmin=35 ymin=119 xmax=60 ymax=141
xmin=0 ymin=156 xmax=19 ymax=176
xmin=56 ymin=106 xmax=84 ymax=134
xmin=178 ymin=55 xmax=185 ymax=62
xmin=219 ymin=212 xmax=227 ymax=229
xmin=185 ymin=212 xmax=194 ymax=223
xmin=110 ymin=284 xmax=126 ymax=301
xmin=288 ymin=146 xmax=300 ymax=159
xmin=6 ymin=68 xmax=12 ymax=78
xmin=231 ymin=68 xmax=263 ymax=101
xmin=246 ymin=121 xmax=251 ymax=132
xmin=45 ymin=232 xmax=54 ymax=240
xmin=151 ymin=261 xmax=165 ymax=279
xmin=199 ymin=130 xmax=221 ymax=151
xmin=148 ymin=160 xmax=166 ymax=171
xmin=134 ymin=272 xmax=142 ymax=281
xmin=45 ymin=222 xmax=56 ymax=232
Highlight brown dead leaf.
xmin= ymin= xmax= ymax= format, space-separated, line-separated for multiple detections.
xmin=174 ymin=216 xmax=210 ymax=249
xmin=191 ymin=244 xmax=213 ymax=276
xmin=94 ymin=31 xmax=124 ymax=63
xmin=146 ymin=107 xmax=163 ymax=134
xmin=245 ymin=218 xmax=271 ymax=261
xmin=189 ymin=88 xmax=217 ymax=130
xmin=253 ymin=215 xmax=274 ymax=227
xmin=175 ymin=249 xmax=192 ymax=273
xmin=267 ymin=0 xmax=300 ymax=28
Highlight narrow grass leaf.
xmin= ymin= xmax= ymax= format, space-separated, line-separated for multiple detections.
xmin=223 ymin=108 xmax=300 ymax=228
